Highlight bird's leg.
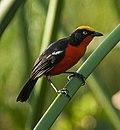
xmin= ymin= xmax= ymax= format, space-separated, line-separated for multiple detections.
xmin=46 ymin=76 xmax=58 ymax=93
xmin=63 ymin=72 xmax=85 ymax=86
xmin=46 ymin=76 xmax=70 ymax=98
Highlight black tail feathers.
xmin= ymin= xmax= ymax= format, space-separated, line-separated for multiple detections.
xmin=16 ymin=78 xmax=38 ymax=102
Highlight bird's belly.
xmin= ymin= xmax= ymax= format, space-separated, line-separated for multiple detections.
xmin=48 ymin=44 xmax=86 ymax=75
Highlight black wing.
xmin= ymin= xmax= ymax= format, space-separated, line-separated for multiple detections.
xmin=31 ymin=37 xmax=69 ymax=79
xmin=16 ymin=37 xmax=69 ymax=102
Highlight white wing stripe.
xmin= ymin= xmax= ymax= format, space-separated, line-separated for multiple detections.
xmin=52 ymin=50 xmax=63 ymax=55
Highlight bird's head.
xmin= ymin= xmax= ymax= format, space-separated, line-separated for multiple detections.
xmin=69 ymin=25 xmax=103 ymax=46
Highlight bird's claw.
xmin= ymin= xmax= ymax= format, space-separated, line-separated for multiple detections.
xmin=68 ymin=72 xmax=85 ymax=86
xmin=57 ymin=88 xmax=71 ymax=98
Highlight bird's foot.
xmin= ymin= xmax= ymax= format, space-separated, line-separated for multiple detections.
xmin=68 ymin=72 xmax=85 ymax=86
xmin=57 ymin=88 xmax=71 ymax=98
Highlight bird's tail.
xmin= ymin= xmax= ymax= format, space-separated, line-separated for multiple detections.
xmin=16 ymin=78 xmax=38 ymax=102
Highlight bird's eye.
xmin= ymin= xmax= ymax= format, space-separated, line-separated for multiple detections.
xmin=83 ymin=31 xmax=88 ymax=35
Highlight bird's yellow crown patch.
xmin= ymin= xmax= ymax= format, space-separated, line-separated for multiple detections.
xmin=76 ymin=25 xmax=95 ymax=31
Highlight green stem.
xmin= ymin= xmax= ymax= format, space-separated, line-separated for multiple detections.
xmin=0 ymin=0 xmax=25 ymax=37
xmin=38 ymin=0 xmax=69 ymax=35
xmin=34 ymin=25 xmax=120 ymax=130
xmin=19 ymin=4 xmax=32 ymax=77
xmin=27 ymin=0 xmax=64 ymax=129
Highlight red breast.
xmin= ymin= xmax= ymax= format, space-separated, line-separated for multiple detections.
xmin=48 ymin=36 xmax=93 ymax=75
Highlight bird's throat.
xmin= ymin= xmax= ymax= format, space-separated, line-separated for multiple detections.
xmin=80 ymin=36 xmax=93 ymax=47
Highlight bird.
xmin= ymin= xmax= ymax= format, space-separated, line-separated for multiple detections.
xmin=17 ymin=25 xmax=103 ymax=102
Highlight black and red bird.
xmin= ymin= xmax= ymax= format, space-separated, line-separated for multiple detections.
xmin=17 ymin=26 xmax=103 ymax=102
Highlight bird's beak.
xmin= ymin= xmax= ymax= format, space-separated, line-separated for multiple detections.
xmin=92 ymin=31 xmax=103 ymax=37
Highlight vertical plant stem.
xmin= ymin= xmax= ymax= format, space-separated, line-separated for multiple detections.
xmin=27 ymin=0 xmax=64 ymax=129
xmin=19 ymin=4 xmax=33 ymax=77
xmin=34 ymin=25 xmax=120 ymax=130
xmin=37 ymin=0 xmax=69 ymax=39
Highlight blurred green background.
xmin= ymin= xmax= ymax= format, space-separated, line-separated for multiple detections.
xmin=0 ymin=0 xmax=120 ymax=130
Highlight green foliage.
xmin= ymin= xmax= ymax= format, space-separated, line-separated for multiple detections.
xmin=0 ymin=0 xmax=120 ymax=130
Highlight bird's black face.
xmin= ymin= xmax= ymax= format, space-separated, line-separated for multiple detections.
xmin=69 ymin=29 xmax=103 ymax=46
